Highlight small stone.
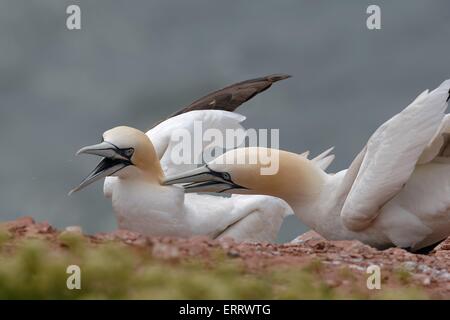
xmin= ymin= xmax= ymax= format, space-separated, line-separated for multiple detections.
xmin=227 ymin=250 xmax=240 ymax=258
xmin=37 ymin=221 xmax=53 ymax=233
xmin=422 ymin=277 xmax=431 ymax=286
xmin=290 ymin=230 xmax=325 ymax=244
xmin=116 ymin=229 xmax=138 ymax=239
xmin=219 ymin=237 xmax=235 ymax=249
xmin=152 ymin=243 xmax=180 ymax=259
xmin=403 ymin=261 xmax=417 ymax=271
xmin=65 ymin=226 xmax=83 ymax=234
xmin=307 ymin=240 xmax=327 ymax=250
xmin=431 ymin=237 xmax=450 ymax=253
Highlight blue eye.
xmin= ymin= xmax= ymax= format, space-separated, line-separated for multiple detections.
xmin=222 ymin=172 xmax=231 ymax=180
xmin=123 ymin=148 xmax=134 ymax=157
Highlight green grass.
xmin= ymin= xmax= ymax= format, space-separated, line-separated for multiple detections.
xmin=0 ymin=231 xmax=429 ymax=299
xmin=395 ymin=267 xmax=413 ymax=285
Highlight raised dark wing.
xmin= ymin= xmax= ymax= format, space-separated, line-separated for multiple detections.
xmin=159 ymin=74 xmax=291 ymax=123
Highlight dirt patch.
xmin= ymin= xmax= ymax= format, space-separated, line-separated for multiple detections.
xmin=1 ymin=217 xmax=449 ymax=299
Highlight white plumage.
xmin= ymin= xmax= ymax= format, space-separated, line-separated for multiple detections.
xmin=305 ymin=80 xmax=450 ymax=249
xmin=104 ymin=110 xmax=245 ymax=197
xmin=112 ymin=181 xmax=291 ymax=242
xmin=101 ymin=110 xmax=292 ymax=242
xmin=164 ymin=80 xmax=450 ymax=250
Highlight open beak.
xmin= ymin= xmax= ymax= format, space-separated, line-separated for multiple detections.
xmin=69 ymin=142 xmax=131 ymax=195
xmin=162 ymin=165 xmax=246 ymax=193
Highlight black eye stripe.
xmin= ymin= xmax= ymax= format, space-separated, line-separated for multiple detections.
xmin=102 ymin=140 xmax=134 ymax=160
xmin=118 ymin=148 xmax=134 ymax=159
xmin=222 ymin=172 xmax=231 ymax=180
xmin=205 ymin=164 xmax=232 ymax=182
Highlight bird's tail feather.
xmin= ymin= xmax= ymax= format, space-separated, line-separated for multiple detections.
xmin=309 ymin=147 xmax=335 ymax=171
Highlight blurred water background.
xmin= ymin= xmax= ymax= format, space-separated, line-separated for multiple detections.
xmin=1 ymin=0 xmax=449 ymax=242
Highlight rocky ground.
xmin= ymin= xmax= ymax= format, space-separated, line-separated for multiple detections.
xmin=0 ymin=217 xmax=449 ymax=299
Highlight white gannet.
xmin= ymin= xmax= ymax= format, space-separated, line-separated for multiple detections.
xmin=70 ymin=74 xmax=293 ymax=242
xmin=104 ymin=73 xmax=291 ymax=196
xmin=70 ymin=125 xmax=292 ymax=242
xmin=103 ymin=109 xmax=249 ymax=197
xmin=163 ymin=80 xmax=450 ymax=250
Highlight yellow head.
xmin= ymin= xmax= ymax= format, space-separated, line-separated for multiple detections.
xmin=70 ymin=126 xmax=163 ymax=194
xmin=163 ymin=147 xmax=326 ymax=205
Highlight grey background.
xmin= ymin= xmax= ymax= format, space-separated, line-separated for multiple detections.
xmin=1 ymin=1 xmax=449 ymax=242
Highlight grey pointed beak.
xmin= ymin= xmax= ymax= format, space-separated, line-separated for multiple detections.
xmin=69 ymin=142 xmax=131 ymax=195
xmin=163 ymin=165 xmax=246 ymax=194
xmin=76 ymin=142 xmax=128 ymax=161
xmin=162 ymin=166 xmax=213 ymax=185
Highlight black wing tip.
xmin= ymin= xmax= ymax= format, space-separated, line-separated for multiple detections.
xmin=447 ymin=88 xmax=450 ymax=102
xmin=232 ymin=73 xmax=292 ymax=87
xmin=157 ymin=73 xmax=292 ymax=124
xmin=265 ymin=73 xmax=292 ymax=83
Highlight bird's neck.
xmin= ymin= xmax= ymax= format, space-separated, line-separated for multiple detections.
xmin=287 ymin=167 xmax=354 ymax=233
xmin=275 ymin=159 xmax=331 ymax=230
xmin=120 ymin=162 xmax=165 ymax=185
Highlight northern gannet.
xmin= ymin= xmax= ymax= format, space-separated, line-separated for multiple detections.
xmin=70 ymin=125 xmax=292 ymax=242
xmin=164 ymin=80 xmax=450 ymax=250
xmin=70 ymin=74 xmax=293 ymax=242
xmin=106 ymin=73 xmax=291 ymax=193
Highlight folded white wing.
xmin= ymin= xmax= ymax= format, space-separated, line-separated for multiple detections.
xmin=147 ymin=110 xmax=246 ymax=176
xmin=341 ymin=80 xmax=450 ymax=231
xmin=418 ymin=114 xmax=450 ymax=164
xmin=185 ymin=193 xmax=293 ymax=243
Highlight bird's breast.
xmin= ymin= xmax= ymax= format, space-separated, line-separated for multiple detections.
xmin=110 ymin=180 xmax=188 ymax=237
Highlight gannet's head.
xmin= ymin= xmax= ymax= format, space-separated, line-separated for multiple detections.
xmin=163 ymin=147 xmax=324 ymax=203
xmin=70 ymin=126 xmax=163 ymax=194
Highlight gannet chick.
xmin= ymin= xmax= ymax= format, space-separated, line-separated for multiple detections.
xmin=164 ymin=80 xmax=450 ymax=250
xmin=70 ymin=126 xmax=292 ymax=242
